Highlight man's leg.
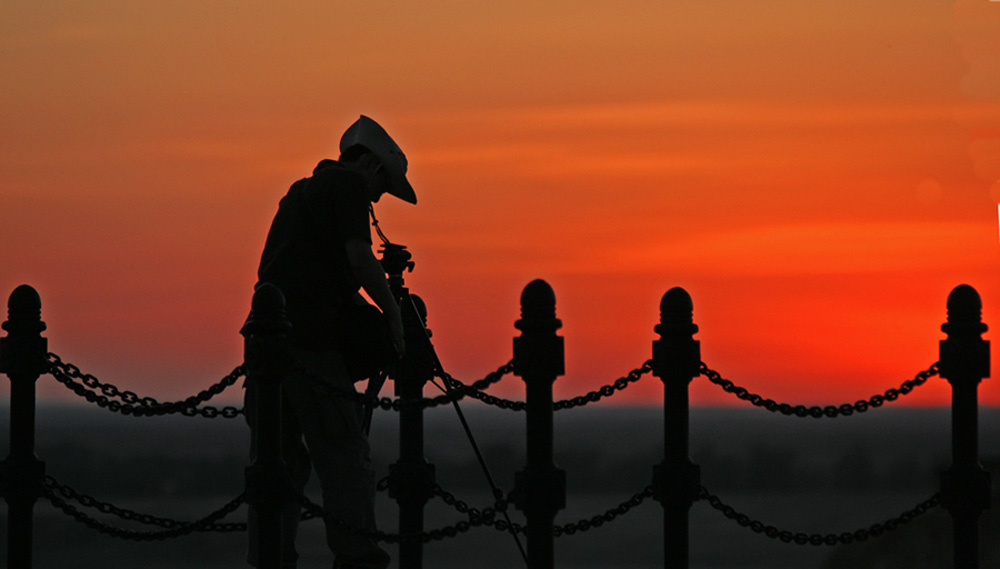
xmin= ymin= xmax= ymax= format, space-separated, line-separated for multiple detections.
xmin=283 ymin=347 xmax=390 ymax=569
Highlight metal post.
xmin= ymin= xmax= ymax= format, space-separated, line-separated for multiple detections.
xmin=939 ymin=284 xmax=991 ymax=569
xmin=242 ymin=283 xmax=292 ymax=569
xmin=651 ymin=287 xmax=701 ymax=569
xmin=389 ymin=291 xmax=436 ymax=569
xmin=0 ymin=285 xmax=48 ymax=569
xmin=513 ymin=279 xmax=566 ymax=569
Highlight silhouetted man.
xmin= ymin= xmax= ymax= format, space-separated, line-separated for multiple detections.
xmin=246 ymin=115 xmax=415 ymax=569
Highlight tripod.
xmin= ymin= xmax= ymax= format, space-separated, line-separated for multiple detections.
xmin=375 ymin=242 xmax=528 ymax=567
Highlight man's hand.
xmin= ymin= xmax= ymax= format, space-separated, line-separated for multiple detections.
xmin=346 ymin=237 xmax=406 ymax=356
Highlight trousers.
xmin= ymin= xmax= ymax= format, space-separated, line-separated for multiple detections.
xmin=245 ymin=345 xmax=390 ymax=569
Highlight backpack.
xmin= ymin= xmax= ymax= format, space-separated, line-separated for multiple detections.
xmin=335 ymin=296 xmax=398 ymax=382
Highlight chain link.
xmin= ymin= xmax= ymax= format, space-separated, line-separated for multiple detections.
xmin=433 ymin=483 xmax=654 ymax=537
xmin=433 ymin=484 xmax=518 ymax=530
xmin=435 ymin=362 xmax=525 ymax=410
xmin=438 ymin=360 xmax=654 ymax=412
xmin=42 ymin=476 xmax=247 ymax=539
xmin=45 ymin=475 xmax=211 ymax=529
xmin=553 ymin=360 xmax=654 ymax=411
xmin=47 ymin=353 xmax=244 ymax=419
xmin=699 ymin=485 xmax=940 ymax=546
xmin=47 ymin=353 xmax=161 ymax=407
xmin=435 ymin=363 xmax=513 ymax=393
xmin=551 ymin=485 xmax=654 ymax=536
xmin=295 ymin=489 xmax=492 ymax=544
xmin=299 ymin=361 xmax=517 ymax=412
xmin=700 ymin=362 xmax=940 ymax=418
xmin=438 ymin=371 xmax=526 ymax=411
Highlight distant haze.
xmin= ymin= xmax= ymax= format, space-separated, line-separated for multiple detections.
xmin=6 ymin=404 xmax=999 ymax=568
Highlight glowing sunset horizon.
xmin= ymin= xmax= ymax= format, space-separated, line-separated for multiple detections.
xmin=2 ymin=0 xmax=998 ymax=407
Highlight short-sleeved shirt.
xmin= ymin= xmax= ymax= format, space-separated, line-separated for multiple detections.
xmin=256 ymin=160 xmax=372 ymax=349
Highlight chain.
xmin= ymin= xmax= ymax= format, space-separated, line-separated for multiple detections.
xmin=700 ymin=362 xmax=940 ymax=418
xmin=43 ymin=475 xmax=234 ymax=529
xmin=439 ymin=369 xmax=526 ymax=410
xmin=47 ymin=353 xmax=245 ymax=419
xmin=435 ymin=483 xmax=653 ymax=537
xmin=435 ymin=362 xmax=514 ymax=393
xmin=434 ymin=484 xmax=510 ymax=527
xmin=47 ymin=353 xmax=161 ymax=407
xmin=295 ymin=490 xmax=490 ymax=544
xmin=699 ymin=485 xmax=940 ymax=546
xmin=438 ymin=360 xmax=655 ymax=412
xmin=432 ymin=361 xmax=522 ymax=410
xmin=552 ymin=485 xmax=654 ymax=536
xmin=308 ymin=361 xmax=517 ymax=411
xmin=42 ymin=477 xmax=246 ymax=540
xmin=434 ymin=484 xmax=517 ymax=528
xmin=553 ymin=360 xmax=654 ymax=410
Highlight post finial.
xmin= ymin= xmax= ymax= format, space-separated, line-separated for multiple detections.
xmin=520 ymin=279 xmax=556 ymax=317
xmin=943 ymin=284 xmax=987 ymax=336
xmin=656 ymin=287 xmax=698 ymax=337
xmin=243 ymin=283 xmax=291 ymax=337
xmin=513 ymin=279 xmax=564 ymax=378
xmin=939 ymin=283 xmax=990 ymax=383
xmin=409 ymin=293 xmax=431 ymax=337
xmin=3 ymin=284 xmax=46 ymax=335
xmin=516 ymin=279 xmax=562 ymax=332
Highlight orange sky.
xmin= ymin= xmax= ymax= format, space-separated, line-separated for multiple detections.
xmin=2 ymin=0 xmax=998 ymax=407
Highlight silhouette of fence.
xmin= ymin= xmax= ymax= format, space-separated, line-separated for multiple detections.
xmin=0 ymin=281 xmax=992 ymax=569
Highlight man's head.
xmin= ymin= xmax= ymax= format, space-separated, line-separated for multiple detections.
xmin=339 ymin=115 xmax=417 ymax=205
xmin=342 ymin=150 xmax=391 ymax=203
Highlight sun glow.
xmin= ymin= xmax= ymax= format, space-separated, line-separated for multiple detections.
xmin=2 ymin=0 xmax=997 ymax=405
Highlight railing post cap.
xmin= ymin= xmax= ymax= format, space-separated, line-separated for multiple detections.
xmin=521 ymin=279 xmax=555 ymax=312
xmin=3 ymin=284 xmax=46 ymax=334
xmin=243 ymin=283 xmax=291 ymax=336
xmin=252 ymin=282 xmax=285 ymax=310
xmin=409 ymin=293 xmax=428 ymax=320
xmin=660 ymin=287 xmax=693 ymax=314
xmin=516 ymin=279 xmax=562 ymax=331
xmin=408 ymin=293 xmax=431 ymax=337
xmin=943 ymin=284 xmax=987 ymax=336
xmin=656 ymin=287 xmax=697 ymax=336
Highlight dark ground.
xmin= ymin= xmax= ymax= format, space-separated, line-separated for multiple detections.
xmin=1 ymin=403 xmax=998 ymax=568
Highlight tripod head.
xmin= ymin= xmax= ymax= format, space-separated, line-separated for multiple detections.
xmin=378 ymin=242 xmax=414 ymax=279
xmin=378 ymin=242 xmax=415 ymax=294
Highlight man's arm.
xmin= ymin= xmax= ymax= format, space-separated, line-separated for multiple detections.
xmin=345 ymin=237 xmax=405 ymax=356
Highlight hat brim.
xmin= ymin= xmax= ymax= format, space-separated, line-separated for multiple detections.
xmin=380 ymin=158 xmax=417 ymax=204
